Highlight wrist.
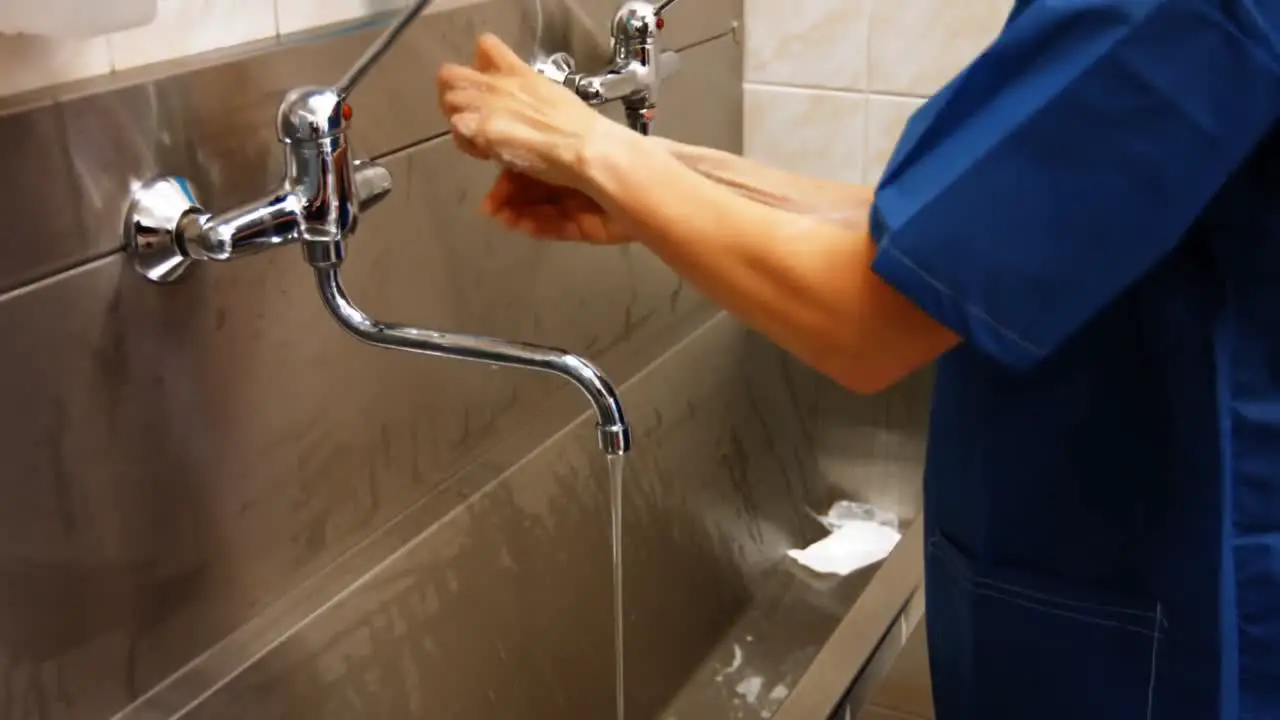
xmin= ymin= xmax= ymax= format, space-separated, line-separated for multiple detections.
xmin=575 ymin=118 xmax=653 ymax=202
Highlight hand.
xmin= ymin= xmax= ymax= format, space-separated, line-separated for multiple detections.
xmin=437 ymin=33 xmax=620 ymax=193
xmin=482 ymin=169 xmax=631 ymax=245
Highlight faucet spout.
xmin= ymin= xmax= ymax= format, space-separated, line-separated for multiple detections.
xmin=314 ymin=267 xmax=631 ymax=455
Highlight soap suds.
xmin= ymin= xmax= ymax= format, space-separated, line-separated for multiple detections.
xmin=735 ymin=676 xmax=763 ymax=705
xmin=715 ymin=643 xmax=744 ymax=682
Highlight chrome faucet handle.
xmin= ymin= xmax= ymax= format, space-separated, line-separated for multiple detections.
xmin=353 ymin=160 xmax=394 ymax=212
xmin=122 ymin=1 xmax=435 ymax=283
xmin=124 ymin=154 xmax=395 ymax=283
xmin=532 ymin=51 xmax=577 ymax=85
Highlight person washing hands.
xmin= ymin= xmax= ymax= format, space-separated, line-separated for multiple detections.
xmin=438 ymin=0 xmax=1280 ymax=715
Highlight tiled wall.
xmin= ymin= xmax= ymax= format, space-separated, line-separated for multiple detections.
xmin=743 ymin=0 xmax=1012 ymax=186
xmin=0 ymin=0 xmax=475 ymax=98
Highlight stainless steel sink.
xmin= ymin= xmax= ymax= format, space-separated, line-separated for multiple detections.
xmin=0 ymin=1 xmax=933 ymax=716
xmin=115 ymin=313 xmax=931 ymax=719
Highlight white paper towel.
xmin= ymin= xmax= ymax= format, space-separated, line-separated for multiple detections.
xmin=787 ymin=501 xmax=902 ymax=576
xmin=0 ymin=0 xmax=157 ymax=37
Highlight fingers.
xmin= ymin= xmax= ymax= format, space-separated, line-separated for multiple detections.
xmin=482 ymin=175 xmax=582 ymax=240
xmin=476 ymin=33 xmax=533 ymax=75
xmin=438 ymin=73 xmax=520 ymax=154
xmin=454 ymin=133 xmax=489 ymax=160
xmin=492 ymin=203 xmax=581 ymax=240
xmin=482 ymin=188 xmax=615 ymax=243
xmin=482 ymin=171 xmax=550 ymax=216
xmin=442 ymin=84 xmax=500 ymax=156
xmin=440 ymin=83 xmax=486 ymax=118
xmin=437 ymin=63 xmax=493 ymax=96
xmin=449 ymin=111 xmax=486 ymax=151
xmin=481 ymin=171 xmax=520 ymax=214
xmin=439 ymin=36 xmax=536 ymax=165
xmin=436 ymin=63 xmax=490 ymax=142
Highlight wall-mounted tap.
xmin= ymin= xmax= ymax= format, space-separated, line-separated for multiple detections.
xmin=122 ymin=0 xmax=630 ymax=456
xmin=533 ymin=0 xmax=684 ymax=135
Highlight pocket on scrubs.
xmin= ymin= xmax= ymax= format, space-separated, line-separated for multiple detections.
xmin=926 ymin=533 xmax=1161 ymax=719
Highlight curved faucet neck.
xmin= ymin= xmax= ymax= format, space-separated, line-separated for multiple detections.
xmin=314 ymin=267 xmax=631 ymax=455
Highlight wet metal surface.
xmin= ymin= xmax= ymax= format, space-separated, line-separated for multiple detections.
xmin=119 ymin=314 xmax=930 ymax=719
xmin=0 ymin=4 xmax=740 ymax=716
xmin=0 ymin=0 xmax=934 ymax=717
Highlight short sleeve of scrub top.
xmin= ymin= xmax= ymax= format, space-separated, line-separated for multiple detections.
xmin=869 ymin=0 xmax=1280 ymax=369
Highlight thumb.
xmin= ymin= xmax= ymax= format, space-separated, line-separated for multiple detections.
xmin=476 ymin=33 xmax=532 ymax=74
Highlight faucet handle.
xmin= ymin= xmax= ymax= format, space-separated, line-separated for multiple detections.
xmin=532 ymin=52 xmax=577 ymax=84
xmin=654 ymin=0 xmax=684 ymax=15
xmin=354 ymin=160 xmax=393 ymax=212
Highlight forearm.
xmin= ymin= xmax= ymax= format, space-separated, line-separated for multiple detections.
xmin=583 ymin=127 xmax=956 ymax=393
xmin=649 ymin=136 xmax=874 ymax=220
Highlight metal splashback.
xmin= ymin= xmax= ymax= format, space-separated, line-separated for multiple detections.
xmin=110 ymin=312 xmax=932 ymax=720
xmin=0 ymin=1 xmax=934 ymax=718
xmin=0 ymin=2 xmax=741 ymax=717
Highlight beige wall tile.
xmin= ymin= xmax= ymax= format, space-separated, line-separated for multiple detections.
xmin=868 ymin=0 xmax=1011 ymax=96
xmin=742 ymin=0 xmax=1012 ymax=194
xmin=744 ymin=84 xmax=866 ymax=185
xmin=0 ymin=35 xmax=112 ymax=97
xmin=109 ymin=0 xmax=278 ymax=71
xmin=0 ymin=0 xmax=494 ymax=94
xmin=865 ymin=94 xmax=923 ymax=183
xmin=744 ymin=0 xmax=870 ymax=91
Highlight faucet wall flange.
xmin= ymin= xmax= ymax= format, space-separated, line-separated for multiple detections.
xmin=124 ymin=177 xmax=204 ymax=284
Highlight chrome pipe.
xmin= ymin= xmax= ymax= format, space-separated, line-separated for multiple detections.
xmin=314 ymin=266 xmax=631 ymax=455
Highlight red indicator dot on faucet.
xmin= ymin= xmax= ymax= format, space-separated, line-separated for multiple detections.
xmin=656 ymin=16 xmax=665 ymax=29
xmin=342 ymin=103 xmax=353 ymax=122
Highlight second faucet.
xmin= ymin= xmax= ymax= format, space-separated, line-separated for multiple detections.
xmin=533 ymin=0 xmax=683 ymax=135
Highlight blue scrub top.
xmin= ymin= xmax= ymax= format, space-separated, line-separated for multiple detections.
xmin=869 ymin=1 xmax=1280 ymax=717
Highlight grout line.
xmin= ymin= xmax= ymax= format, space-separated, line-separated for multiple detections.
xmin=273 ymin=0 xmax=284 ymax=40
xmin=0 ymin=250 xmax=120 ymax=304
xmin=671 ymin=24 xmax=738 ymax=54
xmin=744 ymin=80 xmax=928 ymax=101
xmin=374 ymin=128 xmax=454 ymax=161
xmin=863 ymin=0 xmax=873 ymax=184
xmin=864 ymin=0 xmax=874 ymax=97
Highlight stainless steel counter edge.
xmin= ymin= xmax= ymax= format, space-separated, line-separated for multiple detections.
xmin=774 ymin=518 xmax=927 ymax=720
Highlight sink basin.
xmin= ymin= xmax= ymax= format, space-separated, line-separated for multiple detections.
xmin=115 ymin=312 xmax=932 ymax=719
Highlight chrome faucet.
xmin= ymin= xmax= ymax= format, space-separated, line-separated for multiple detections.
xmin=122 ymin=0 xmax=631 ymax=456
xmin=534 ymin=0 xmax=683 ymax=135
